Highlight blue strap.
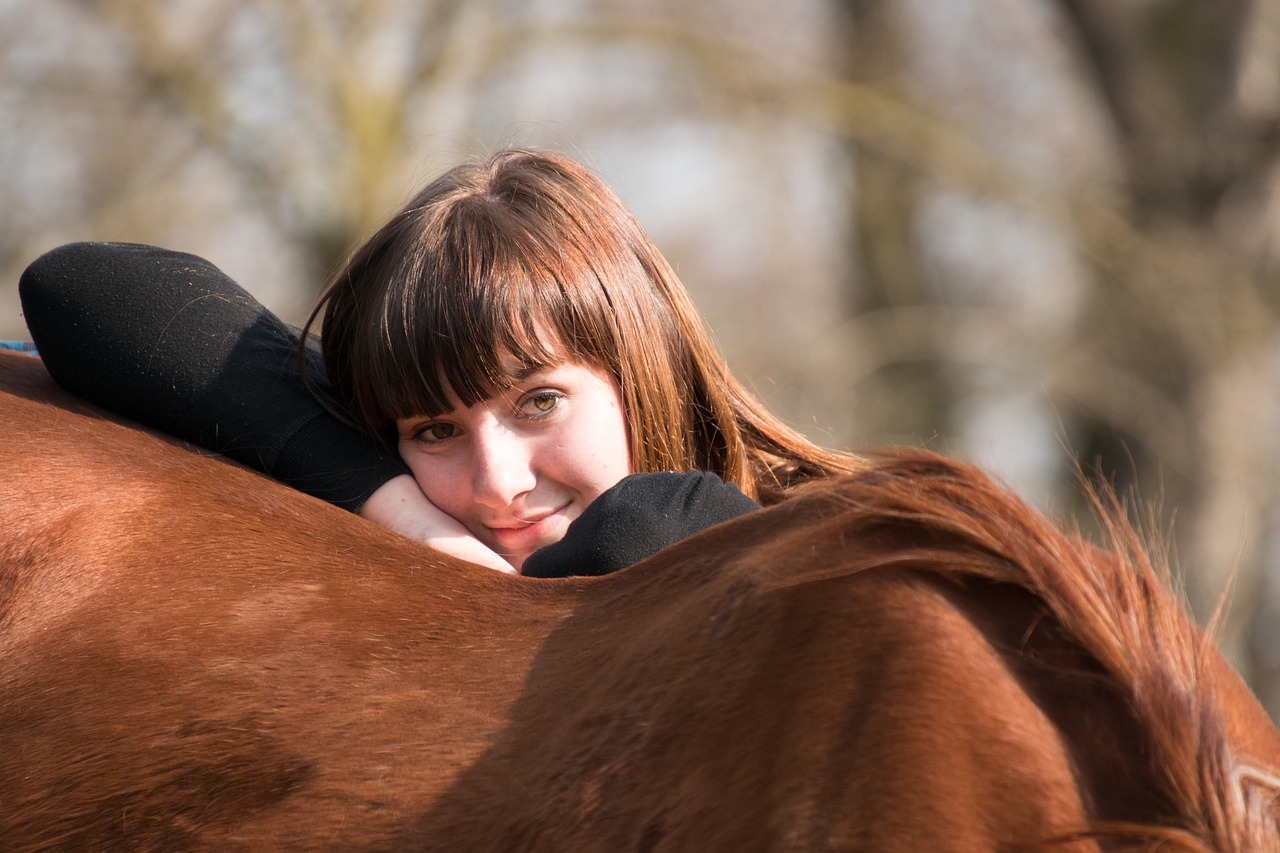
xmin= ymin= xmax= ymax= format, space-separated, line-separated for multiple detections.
xmin=0 ymin=341 xmax=38 ymax=353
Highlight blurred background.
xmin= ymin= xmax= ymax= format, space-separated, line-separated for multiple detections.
xmin=3 ymin=0 xmax=1280 ymax=718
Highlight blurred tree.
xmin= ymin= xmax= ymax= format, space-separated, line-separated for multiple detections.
xmin=834 ymin=1 xmax=956 ymax=449
xmin=3 ymin=0 xmax=1280 ymax=720
xmin=1048 ymin=0 xmax=1280 ymax=701
xmin=88 ymin=0 xmax=477 ymax=287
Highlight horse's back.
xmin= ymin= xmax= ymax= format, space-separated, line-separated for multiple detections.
xmin=455 ymin=563 xmax=1096 ymax=850
xmin=2 ymin=348 xmax=1279 ymax=851
xmin=0 ymin=350 xmax=552 ymax=848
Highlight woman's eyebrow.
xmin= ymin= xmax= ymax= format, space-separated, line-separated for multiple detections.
xmin=507 ymin=361 xmax=562 ymax=383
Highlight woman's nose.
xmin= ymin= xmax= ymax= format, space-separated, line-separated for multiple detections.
xmin=470 ymin=428 xmax=537 ymax=508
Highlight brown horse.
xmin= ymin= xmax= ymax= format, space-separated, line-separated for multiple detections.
xmin=1 ymin=347 xmax=1278 ymax=851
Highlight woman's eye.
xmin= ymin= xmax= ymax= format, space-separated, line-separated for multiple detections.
xmin=523 ymin=391 xmax=562 ymax=416
xmin=418 ymin=422 xmax=457 ymax=442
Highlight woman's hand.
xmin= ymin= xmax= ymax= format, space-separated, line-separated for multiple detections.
xmin=359 ymin=474 xmax=515 ymax=574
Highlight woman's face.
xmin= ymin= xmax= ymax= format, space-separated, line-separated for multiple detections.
xmin=395 ymin=357 xmax=632 ymax=572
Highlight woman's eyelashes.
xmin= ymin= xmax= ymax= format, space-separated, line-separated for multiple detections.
xmin=518 ymin=389 xmax=564 ymax=419
xmin=405 ymin=388 xmax=566 ymax=446
xmin=409 ymin=420 xmax=459 ymax=446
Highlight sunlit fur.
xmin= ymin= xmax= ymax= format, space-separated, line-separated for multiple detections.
xmin=3 ymin=349 xmax=1279 ymax=851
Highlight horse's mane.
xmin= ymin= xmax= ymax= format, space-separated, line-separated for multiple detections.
xmin=777 ymin=448 xmax=1280 ymax=852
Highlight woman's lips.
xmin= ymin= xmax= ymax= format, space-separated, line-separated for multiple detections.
xmin=483 ymin=507 xmax=571 ymax=556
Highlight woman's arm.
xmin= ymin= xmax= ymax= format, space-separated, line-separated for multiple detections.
xmin=20 ymin=242 xmax=508 ymax=569
xmin=520 ymin=471 xmax=761 ymax=577
xmin=20 ymin=242 xmax=404 ymax=510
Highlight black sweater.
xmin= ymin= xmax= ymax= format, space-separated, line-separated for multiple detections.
xmin=19 ymin=242 xmax=758 ymax=576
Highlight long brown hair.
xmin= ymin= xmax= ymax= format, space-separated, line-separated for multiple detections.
xmin=303 ymin=149 xmax=862 ymax=504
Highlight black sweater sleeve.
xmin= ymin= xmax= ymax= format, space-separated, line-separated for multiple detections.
xmin=19 ymin=242 xmax=409 ymax=511
xmin=521 ymin=471 xmax=761 ymax=578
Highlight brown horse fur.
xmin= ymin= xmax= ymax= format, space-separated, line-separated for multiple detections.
xmin=1 ymin=348 xmax=1278 ymax=851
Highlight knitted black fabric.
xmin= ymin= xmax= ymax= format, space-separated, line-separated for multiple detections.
xmin=522 ymin=471 xmax=760 ymax=577
xmin=19 ymin=242 xmax=408 ymax=511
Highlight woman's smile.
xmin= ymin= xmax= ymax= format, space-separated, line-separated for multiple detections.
xmin=483 ymin=505 xmax=572 ymax=555
xmin=396 ymin=357 xmax=632 ymax=572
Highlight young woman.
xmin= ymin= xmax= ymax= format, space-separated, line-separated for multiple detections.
xmin=20 ymin=149 xmax=863 ymax=576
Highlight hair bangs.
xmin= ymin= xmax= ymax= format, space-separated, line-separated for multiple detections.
xmin=362 ymin=223 xmax=617 ymax=425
